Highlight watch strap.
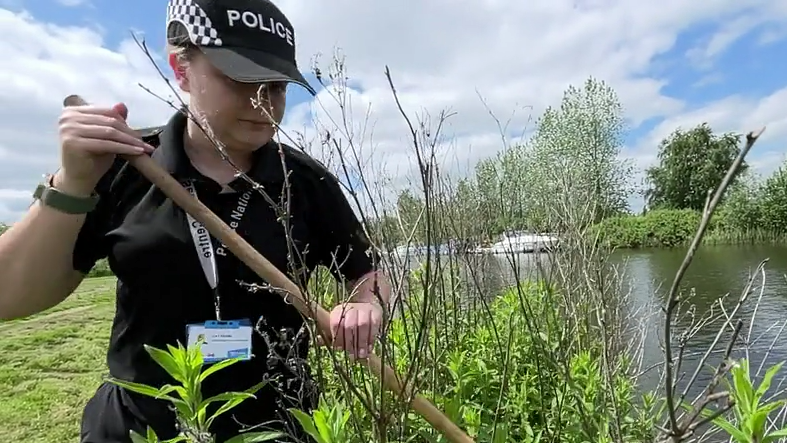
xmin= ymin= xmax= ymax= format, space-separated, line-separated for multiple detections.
xmin=33 ymin=176 xmax=99 ymax=214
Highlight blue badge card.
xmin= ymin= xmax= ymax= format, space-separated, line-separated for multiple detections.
xmin=186 ymin=319 xmax=253 ymax=363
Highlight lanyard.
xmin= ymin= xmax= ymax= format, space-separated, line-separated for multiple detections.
xmin=184 ymin=180 xmax=250 ymax=321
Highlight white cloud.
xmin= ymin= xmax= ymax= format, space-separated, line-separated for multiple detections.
xmin=1 ymin=0 xmax=787 ymax=222
xmin=633 ymin=86 xmax=787 ymax=157
xmin=0 ymin=8 xmax=178 ymax=221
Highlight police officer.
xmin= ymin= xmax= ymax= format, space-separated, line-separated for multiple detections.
xmin=0 ymin=0 xmax=389 ymax=441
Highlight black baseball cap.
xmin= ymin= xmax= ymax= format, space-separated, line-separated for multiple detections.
xmin=166 ymin=0 xmax=316 ymax=95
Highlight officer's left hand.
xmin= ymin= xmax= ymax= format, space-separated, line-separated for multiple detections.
xmin=329 ymin=302 xmax=383 ymax=360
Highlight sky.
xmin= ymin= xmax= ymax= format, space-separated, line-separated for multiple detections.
xmin=0 ymin=0 xmax=786 ymax=223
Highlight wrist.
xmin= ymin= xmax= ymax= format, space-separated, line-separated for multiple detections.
xmin=52 ymin=170 xmax=97 ymax=198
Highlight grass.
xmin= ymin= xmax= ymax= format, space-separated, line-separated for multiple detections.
xmin=0 ymin=277 xmax=116 ymax=443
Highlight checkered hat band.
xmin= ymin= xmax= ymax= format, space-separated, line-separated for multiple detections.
xmin=167 ymin=0 xmax=223 ymax=46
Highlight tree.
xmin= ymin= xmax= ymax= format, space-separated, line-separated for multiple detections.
xmin=0 ymin=223 xmax=6 ymax=235
xmin=367 ymin=213 xmax=402 ymax=247
xmin=759 ymin=162 xmax=787 ymax=233
xmin=395 ymin=189 xmax=425 ymax=243
xmin=644 ymin=123 xmax=746 ymax=211
xmin=521 ymin=76 xmax=633 ymax=229
xmin=473 ymin=158 xmax=504 ymax=237
xmin=448 ymin=177 xmax=482 ymax=236
xmin=715 ymin=172 xmax=762 ymax=232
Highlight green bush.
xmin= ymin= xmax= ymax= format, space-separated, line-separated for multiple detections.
xmin=591 ymin=209 xmax=702 ymax=248
xmin=299 ymin=273 xmax=655 ymax=442
xmin=87 ymin=258 xmax=113 ymax=278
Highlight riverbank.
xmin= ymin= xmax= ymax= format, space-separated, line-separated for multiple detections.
xmin=591 ymin=208 xmax=787 ymax=249
xmin=5 ymin=254 xmax=786 ymax=442
xmin=0 ymin=273 xmax=658 ymax=442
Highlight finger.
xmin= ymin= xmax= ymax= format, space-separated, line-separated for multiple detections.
xmin=62 ymin=105 xmax=128 ymax=119
xmin=356 ymin=309 xmax=372 ymax=359
xmin=112 ymin=102 xmax=129 ymax=121
xmin=337 ymin=309 xmax=357 ymax=354
xmin=62 ymin=95 xmax=121 ymax=116
xmin=65 ymin=122 xmax=154 ymax=152
xmin=69 ymin=129 xmax=153 ymax=154
xmin=72 ymin=138 xmax=149 ymax=156
xmin=72 ymin=122 xmax=152 ymax=147
xmin=61 ymin=110 xmax=139 ymax=145
xmin=371 ymin=305 xmax=383 ymax=340
xmin=63 ymin=94 xmax=88 ymax=107
xmin=67 ymin=112 xmax=142 ymax=139
xmin=330 ymin=311 xmax=342 ymax=347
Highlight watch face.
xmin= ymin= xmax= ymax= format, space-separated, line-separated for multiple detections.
xmin=33 ymin=183 xmax=45 ymax=199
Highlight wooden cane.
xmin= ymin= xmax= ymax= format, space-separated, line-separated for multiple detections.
xmin=63 ymin=95 xmax=474 ymax=443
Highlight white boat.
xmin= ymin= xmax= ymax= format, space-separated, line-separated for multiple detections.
xmin=473 ymin=232 xmax=559 ymax=254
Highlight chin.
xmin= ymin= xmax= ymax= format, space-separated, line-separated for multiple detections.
xmin=236 ymin=128 xmax=276 ymax=149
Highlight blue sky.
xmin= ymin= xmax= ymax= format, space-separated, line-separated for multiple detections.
xmin=21 ymin=0 xmax=787 ymax=152
xmin=0 ymin=0 xmax=784 ymax=222
xmin=39 ymin=0 xmax=320 ymax=106
xmin=633 ymin=23 xmax=787 ymax=141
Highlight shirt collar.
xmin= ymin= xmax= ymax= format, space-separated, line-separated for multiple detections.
xmin=149 ymin=109 xmax=286 ymax=192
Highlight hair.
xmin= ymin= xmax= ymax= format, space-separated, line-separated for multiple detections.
xmin=166 ymin=42 xmax=199 ymax=63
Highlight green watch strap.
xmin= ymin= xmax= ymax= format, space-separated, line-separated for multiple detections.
xmin=33 ymin=177 xmax=99 ymax=214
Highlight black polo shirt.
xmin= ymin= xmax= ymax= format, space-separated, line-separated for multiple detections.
xmin=73 ymin=110 xmax=376 ymax=437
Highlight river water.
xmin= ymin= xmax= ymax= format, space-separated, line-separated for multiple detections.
xmin=394 ymin=244 xmax=787 ymax=414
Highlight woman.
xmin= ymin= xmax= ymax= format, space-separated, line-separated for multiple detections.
xmin=0 ymin=0 xmax=389 ymax=441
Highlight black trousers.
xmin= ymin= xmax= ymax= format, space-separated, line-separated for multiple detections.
xmin=80 ymin=382 xmax=315 ymax=442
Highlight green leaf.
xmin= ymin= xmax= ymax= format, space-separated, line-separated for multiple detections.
xmin=492 ymin=423 xmax=509 ymax=443
xmin=198 ymin=357 xmax=243 ymax=383
xmin=205 ymin=391 xmax=259 ymax=429
xmin=222 ymin=431 xmax=286 ymax=442
xmin=763 ymin=427 xmax=787 ymax=443
xmin=288 ymin=408 xmax=324 ymax=443
xmin=145 ymin=345 xmax=187 ymax=384
xmin=166 ymin=343 xmax=187 ymax=364
xmin=711 ymin=416 xmax=750 ymax=443
xmin=107 ymin=378 xmax=180 ymax=403
xmin=146 ymin=426 xmax=158 ymax=442
xmin=159 ymin=384 xmax=189 ymax=401
xmin=130 ymin=430 xmax=152 ymax=443
xmin=312 ymin=410 xmax=332 ymax=442
xmin=755 ymin=361 xmax=784 ymax=401
xmin=242 ymin=380 xmax=268 ymax=396
xmin=108 ymin=377 xmax=193 ymax=420
xmin=198 ymin=391 xmax=255 ymax=419
xmin=732 ymin=361 xmax=754 ymax=414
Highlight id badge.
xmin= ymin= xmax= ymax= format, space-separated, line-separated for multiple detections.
xmin=186 ymin=319 xmax=253 ymax=363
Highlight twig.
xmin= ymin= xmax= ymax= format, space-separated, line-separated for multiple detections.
xmin=661 ymin=127 xmax=765 ymax=441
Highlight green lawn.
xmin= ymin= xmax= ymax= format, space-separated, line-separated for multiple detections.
xmin=0 ymin=277 xmax=116 ymax=442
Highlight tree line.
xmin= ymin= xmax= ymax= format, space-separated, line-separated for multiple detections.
xmin=1 ymin=77 xmax=785 ymax=247
xmin=368 ymin=78 xmax=787 ymax=247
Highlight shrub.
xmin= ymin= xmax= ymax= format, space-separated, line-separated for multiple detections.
xmin=299 ymin=275 xmax=655 ymax=442
xmin=87 ymin=258 xmax=113 ymax=278
xmin=591 ymin=208 xmax=701 ymax=248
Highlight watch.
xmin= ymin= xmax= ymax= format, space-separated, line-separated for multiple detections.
xmin=33 ymin=174 xmax=100 ymax=214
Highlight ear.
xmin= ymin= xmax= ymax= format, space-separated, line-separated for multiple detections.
xmin=168 ymin=52 xmax=190 ymax=93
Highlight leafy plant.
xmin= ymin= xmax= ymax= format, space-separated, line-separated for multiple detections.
xmin=106 ymin=340 xmax=284 ymax=443
xmin=700 ymin=360 xmax=787 ymax=443
xmin=288 ymin=395 xmax=351 ymax=443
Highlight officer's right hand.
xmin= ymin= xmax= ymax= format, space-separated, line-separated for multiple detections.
xmin=57 ymin=102 xmax=155 ymax=194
